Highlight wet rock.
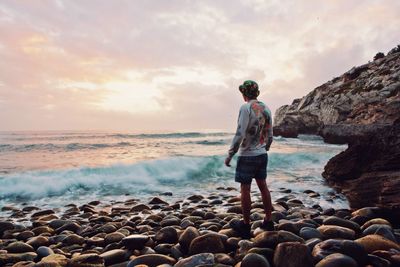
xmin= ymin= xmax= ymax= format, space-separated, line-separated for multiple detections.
xmin=40 ymin=254 xmax=69 ymax=266
xmin=362 ymin=224 xmax=396 ymax=242
xmin=130 ymin=204 xmax=151 ymax=212
xmin=99 ymin=249 xmax=128 ymax=266
xmin=178 ymin=226 xmax=200 ymax=253
xmin=323 ymin=216 xmax=360 ymax=232
xmin=312 ymin=239 xmax=367 ymax=265
xmin=0 ymin=252 xmax=37 ymax=265
xmin=127 ymin=254 xmax=176 ymax=267
xmin=105 ymin=232 xmax=125 ymax=245
xmin=154 ymin=243 xmax=173 ymax=255
xmin=174 ymin=252 xmax=214 ymax=267
xmin=70 ymin=253 xmax=105 ymax=267
xmin=11 ymin=261 xmax=35 ymax=267
xmin=56 ymin=222 xmax=81 ymax=234
xmin=368 ymin=254 xmax=391 ymax=267
xmin=16 ymin=231 xmax=35 ymax=241
xmin=253 ymin=231 xmax=304 ymax=249
xmin=317 ymin=225 xmax=355 ymax=240
xmin=305 ymin=238 xmax=322 ymax=252
xmin=149 ymin=197 xmax=169 ymax=205
xmin=32 ymin=209 xmax=55 ymax=218
xmin=155 ymin=226 xmax=178 ymax=244
xmin=6 ymin=241 xmax=34 ymax=253
xmin=36 ymin=246 xmax=54 ymax=259
xmin=361 ymin=218 xmax=391 ymax=231
xmin=63 ymin=234 xmax=85 ymax=245
xmin=26 ymin=236 xmax=49 ymax=248
xmin=315 ymin=253 xmax=357 ymax=267
xmin=299 ymin=227 xmax=322 ymax=240
xmin=160 ymin=218 xmax=180 ymax=227
xmin=122 ymin=234 xmax=150 ymax=250
xmin=215 ymin=253 xmax=235 ymax=265
xmin=241 ymin=253 xmax=270 ymax=267
xmin=87 ymin=236 xmax=105 ymax=247
xmin=355 ymin=234 xmax=400 ymax=253
xmin=273 ymin=242 xmax=312 ymax=267
xmin=32 ymin=226 xmax=54 ymax=235
xmin=189 ymin=233 xmax=225 ymax=255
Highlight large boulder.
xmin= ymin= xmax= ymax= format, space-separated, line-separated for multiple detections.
xmin=273 ymin=48 xmax=400 ymax=215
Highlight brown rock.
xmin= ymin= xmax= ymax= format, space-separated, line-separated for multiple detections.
xmin=189 ymin=233 xmax=225 ymax=255
xmin=355 ymin=234 xmax=400 ymax=253
xmin=273 ymin=242 xmax=312 ymax=267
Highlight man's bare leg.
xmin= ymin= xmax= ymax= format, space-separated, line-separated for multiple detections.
xmin=240 ymin=183 xmax=252 ymax=224
xmin=255 ymin=178 xmax=273 ymax=221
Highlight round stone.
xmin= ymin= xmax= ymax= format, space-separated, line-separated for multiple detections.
xmin=253 ymin=231 xmax=304 ymax=249
xmin=179 ymin=226 xmax=200 ymax=253
xmin=174 ymin=253 xmax=214 ymax=267
xmin=127 ymin=254 xmax=176 ymax=267
xmin=155 ymin=226 xmax=178 ymax=244
xmin=312 ymin=239 xmax=367 ymax=265
xmin=273 ymin=242 xmax=312 ymax=267
xmin=299 ymin=227 xmax=322 ymax=240
xmin=99 ymin=249 xmax=128 ymax=266
xmin=6 ymin=241 xmax=34 ymax=253
xmin=104 ymin=232 xmax=125 ymax=245
xmin=322 ymin=216 xmax=360 ymax=232
xmin=355 ymin=234 xmax=400 ymax=253
xmin=317 ymin=225 xmax=355 ymax=240
xmin=70 ymin=253 xmax=105 ymax=267
xmin=26 ymin=236 xmax=49 ymax=248
xmin=188 ymin=233 xmax=225 ymax=255
xmin=36 ymin=246 xmax=54 ymax=259
xmin=122 ymin=234 xmax=150 ymax=250
xmin=241 ymin=253 xmax=271 ymax=267
xmin=315 ymin=253 xmax=357 ymax=267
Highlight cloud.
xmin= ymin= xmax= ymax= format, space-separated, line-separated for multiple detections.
xmin=0 ymin=0 xmax=399 ymax=131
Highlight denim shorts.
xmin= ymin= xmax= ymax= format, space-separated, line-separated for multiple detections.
xmin=235 ymin=153 xmax=268 ymax=184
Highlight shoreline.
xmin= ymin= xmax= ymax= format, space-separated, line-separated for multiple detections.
xmin=1 ymin=187 xmax=399 ymax=266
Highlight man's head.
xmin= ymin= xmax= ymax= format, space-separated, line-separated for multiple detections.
xmin=239 ymin=80 xmax=259 ymax=100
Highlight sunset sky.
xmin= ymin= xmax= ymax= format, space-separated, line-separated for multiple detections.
xmin=0 ymin=0 xmax=399 ymax=132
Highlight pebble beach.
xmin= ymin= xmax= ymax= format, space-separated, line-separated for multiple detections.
xmin=1 ymin=186 xmax=399 ymax=267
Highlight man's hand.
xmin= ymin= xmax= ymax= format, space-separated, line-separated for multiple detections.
xmin=224 ymin=156 xmax=232 ymax=167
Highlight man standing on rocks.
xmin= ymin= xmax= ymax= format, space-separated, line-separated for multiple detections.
xmin=225 ymin=80 xmax=274 ymax=238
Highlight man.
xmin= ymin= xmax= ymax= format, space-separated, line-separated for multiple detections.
xmin=225 ymin=80 xmax=274 ymax=238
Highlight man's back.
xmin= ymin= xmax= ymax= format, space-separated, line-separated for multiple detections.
xmin=228 ymin=99 xmax=273 ymax=158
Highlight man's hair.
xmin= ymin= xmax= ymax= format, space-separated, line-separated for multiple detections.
xmin=239 ymin=80 xmax=259 ymax=99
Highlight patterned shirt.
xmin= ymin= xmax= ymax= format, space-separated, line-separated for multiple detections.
xmin=228 ymin=100 xmax=273 ymax=158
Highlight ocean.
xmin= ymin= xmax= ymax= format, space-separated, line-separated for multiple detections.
xmin=0 ymin=131 xmax=348 ymax=214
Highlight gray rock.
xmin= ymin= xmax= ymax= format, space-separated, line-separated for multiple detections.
xmin=299 ymin=227 xmax=322 ymax=240
xmin=241 ymin=253 xmax=270 ymax=267
xmin=36 ymin=246 xmax=54 ymax=259
xmin=174 ymin=252 xmax=214 ymax=267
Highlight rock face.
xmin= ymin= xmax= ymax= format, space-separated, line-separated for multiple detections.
xmin=273 ymin=48 xmax=400 ymax=216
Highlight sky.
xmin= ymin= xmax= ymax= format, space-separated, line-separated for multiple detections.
xmin=0 ymin=0 xmax=399 ymax=132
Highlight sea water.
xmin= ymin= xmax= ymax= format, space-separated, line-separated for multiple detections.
xmin=0 ymin=131 xmax=348 ymax=213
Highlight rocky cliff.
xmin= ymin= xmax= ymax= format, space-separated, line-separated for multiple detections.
xmin=273 ymin=47 xmax=400 ymax=218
